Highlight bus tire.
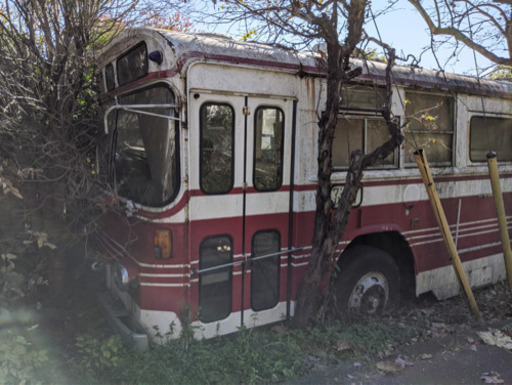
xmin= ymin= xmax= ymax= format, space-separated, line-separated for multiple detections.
xmin=335 ymin=245 xmax=399 ymax=318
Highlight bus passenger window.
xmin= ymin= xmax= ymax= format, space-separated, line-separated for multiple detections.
xmin=470 ymin=116 xmax=512 ymax=162
xmin=254 ymin=107 xmax=284 ymax=191
xmin=333 ymin=118 xmax=363 ymax=168
xmin=251 ymin=231 xmax=280 ymax=311
xmin=333 ymin=116 xmax=396 ymax=169
xmin=200 ymin=103 xmax=234 ymax=194
xmin=404 ymin=92 xmax=454 ymax=167
xmin=199 ymin=236 xmax=233 ymax=323
xmin=340 ymin=85 xmax=386 ymax=110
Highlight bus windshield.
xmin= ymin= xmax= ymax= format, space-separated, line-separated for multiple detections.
xmin=110 ymin=84 xmax=179 ymax=207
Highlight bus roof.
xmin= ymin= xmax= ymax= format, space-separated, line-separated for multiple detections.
xmin=100 ymin=27 xmax=512 ymax=99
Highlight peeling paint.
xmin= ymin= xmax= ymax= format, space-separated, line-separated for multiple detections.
xmin=416 ymin=254 xmax=506 ymax=299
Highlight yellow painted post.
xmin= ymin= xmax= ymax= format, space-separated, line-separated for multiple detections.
xmin=414 ymin=149 xmax=481 ymax=319
xmin=486 ymin=152 xmax=512 ymax=295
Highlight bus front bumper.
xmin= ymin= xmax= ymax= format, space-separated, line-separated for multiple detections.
xmin=97 ymin=290 xmax=149 ymax=350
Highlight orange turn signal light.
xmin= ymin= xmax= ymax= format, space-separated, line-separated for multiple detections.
xmin=154 ymin=228 xmax=172 ymax=259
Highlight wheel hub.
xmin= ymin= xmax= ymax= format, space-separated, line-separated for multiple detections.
xmin=348 ymin=272 xmax=389 ymax=315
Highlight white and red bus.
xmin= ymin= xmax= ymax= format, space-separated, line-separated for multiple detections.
xmin=95 ymin=28 xmax=512 ymax=346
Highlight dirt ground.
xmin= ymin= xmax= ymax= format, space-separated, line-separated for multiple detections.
xmin=290 ymin=283 xmax=512 ymax=385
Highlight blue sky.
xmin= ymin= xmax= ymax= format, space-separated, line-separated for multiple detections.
xmin=363 ymin=3 xmax=493 ymax=76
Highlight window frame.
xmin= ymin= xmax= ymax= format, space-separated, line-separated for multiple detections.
xmin=333 ymin=113 xmax=400 ymax=171
xmin=117 ymin=41 xmax=148 ymax=87
xmin=199 ymin=102 xmax=235 ymax=195
xmin=252 ymin=106 xmax=285 ymax=192
xmin=105 ymin=63 xmax=115 ymax=91
xmin=250 ymin=230 xmax=281 ymax=312
xmin=110 ymin=83 xmax=180 ymax=207
xmin=403 ymin=90 xmax=455 ymax=168
xmin=198 ymin=235 xmax=233 ymax=323
xmin=340 ymin=84 xmax=387 ymax=112
xmin=469 ymin=115 xmax=512 ymax=163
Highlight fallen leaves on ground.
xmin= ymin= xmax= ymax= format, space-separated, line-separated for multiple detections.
xmin=477 ymin=329 xmax=512 ymax=351
xmin=376 ymin=357 xmax=413 ymax=374
xmin=481 ymin=371 xmax=504 ymax=384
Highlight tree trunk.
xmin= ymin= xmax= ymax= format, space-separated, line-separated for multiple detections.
xmin=293 ymin=46 xmax=402 ymax=329
xmin=293 ymin=34 xmax=344 ymax=328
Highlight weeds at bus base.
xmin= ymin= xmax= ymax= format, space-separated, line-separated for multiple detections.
xmin=73 ymin=307 xmax=431 ymax=383
xmin=1 ymin=280 xmax=511 ymax=384
xmin=66 ymin=309 xmax=434 ymax=384
xmin=69 ymin=327 xmax=310 ymax=384
xmin=74 ymin=335 xmax=123 ymax=377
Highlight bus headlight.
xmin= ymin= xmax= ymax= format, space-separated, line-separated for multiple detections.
xmin=114 ymin=263 xmax=130 ymax=292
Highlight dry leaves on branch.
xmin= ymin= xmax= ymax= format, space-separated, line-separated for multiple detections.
xmin=0 ymin=176 xmax=23 ymax=200
xmin=24 ymin=231 xmax=58 ymax=250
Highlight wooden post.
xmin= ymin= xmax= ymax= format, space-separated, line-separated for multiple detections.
xmin=486 ymin=152 xmax=512 ymax=295
xmin=414 ymin=149 xmax=481 ymax=319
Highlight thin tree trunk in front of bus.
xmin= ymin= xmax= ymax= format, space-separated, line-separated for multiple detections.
xmin=293 ymin=36 xmax=343 ymax=326
xmin=292 ymin=4 xmax=364 ymax=326
xmin=293 ymin=46 xmax=403 ymax=329
xmin=292 ymin=1 xmax=368 ymax=328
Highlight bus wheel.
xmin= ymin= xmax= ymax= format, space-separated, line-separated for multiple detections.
xmin=335 ymin=246 xmax=399 ymax=318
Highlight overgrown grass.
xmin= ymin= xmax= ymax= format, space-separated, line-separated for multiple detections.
xmin=67 ymin=314 xmax=432 ymax=384
xmin=12 ymin=275 xmax=512 ymax=385
xmin=62 ymin=283 xmax=510 ymax=384
xmin=71 ymin=327 xmax=309 ymax=384
xmin=1 ymin=308 xmax=432 ymax=384
xmin=291 ymin=315 xmax=429 ymax=362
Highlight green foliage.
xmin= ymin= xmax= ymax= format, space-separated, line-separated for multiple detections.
xmin=0 ymin=195 xmax=56 ymax=305
xmin=334 ymin=322 xmax=415 ymax=355
xmin=241 ymin=29 xmax=257 ymax=41
xmin=0 ymin=299 xmax=432 ymax=385
xmin=71 ymin=327 xmax=308 ymax=384
xmin=489 ymin=65 xmax=512 ymax=82
xmin=66 ymin=306 xmax=431 ymax=384
xmin=178 ymin=304 xmax=200 ymax=348
xmin=293 ymin=317 xmax=428 ymax=361
xmin=361 ymin=48 xmax=387 ymax=63
xmin=69 ymin=315 xmax=429 ymax=384
xmin=74 ymin=334 xmax=124 ymax=378
xmin=0 ymin=329 xmax=52 ymax=384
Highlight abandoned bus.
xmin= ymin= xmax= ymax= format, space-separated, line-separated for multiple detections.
xmin=94 ymin=28 xmax=512 ymax=346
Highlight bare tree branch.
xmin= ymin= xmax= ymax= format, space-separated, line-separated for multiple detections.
xmin=409 ymin=0 xmax=512 ymax=66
